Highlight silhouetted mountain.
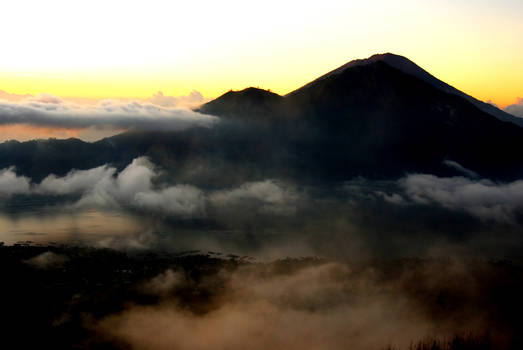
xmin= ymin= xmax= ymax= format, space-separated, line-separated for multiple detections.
xmin=198 ymin=87 xmax=285 ymax=122
xmin=2 ymin=53 xmax=523 ymax=184
xmin=327 ymin=53 xmax=522 ymax=126
xmin=199 ymin=54 xmax=523 ymax=180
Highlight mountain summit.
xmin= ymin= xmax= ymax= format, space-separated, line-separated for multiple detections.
xmin=288 ymin=53 xmax=520 ymax=125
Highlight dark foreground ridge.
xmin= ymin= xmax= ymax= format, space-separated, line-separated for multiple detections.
xmin=1 ymin=244 xmax=523 ymax=349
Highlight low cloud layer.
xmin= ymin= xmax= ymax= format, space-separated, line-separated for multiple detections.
xmin=209 ymin=180 xmax=300 ymax=215
xmin=2 ymin=157 xmax=523 ymax=258
xmin=0 ymin=97 xmax=217 ymax=133
xmin=505 ymin=97 xmax=523 ymax=118
xmin=343 ymin=163 xmax=523 ymax=225
xmin=0 ymin=158 xmax=300 ymax=218
xmin=401 ymin=174 xmax=523 ymax=223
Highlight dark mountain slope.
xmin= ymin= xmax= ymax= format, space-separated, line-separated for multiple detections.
xmin=284 ymin=60 xmax=523 ymax=179
xmin=290 ymin=53 xmax=522 ymax=126
xmin=198 ymin=58 xmax=523 ymax=180
xmin=197 ymin=87 xmax=285 ymax=123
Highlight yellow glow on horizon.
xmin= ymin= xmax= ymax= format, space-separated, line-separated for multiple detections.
xmin=0 ymin=0 xmax=521 ymax=108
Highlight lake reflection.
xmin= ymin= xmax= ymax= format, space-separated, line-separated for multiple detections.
xmin=0 ymin=209 xmax=144 ymax=246
xmin=0 ymin=205 xmax=314 ymax=258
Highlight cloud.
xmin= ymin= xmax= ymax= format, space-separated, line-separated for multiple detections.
xmin=343 ymin=170 xmax=523 ymax=224
xmin=145 ymin=90 xmax=210 ymax=108
xmin=134 ymin=186 xmax=205 ymax=216
xmin=0 ymin=90 xmax=32 ymax=102
xmin=140 ymin=269 xmax=186 ymax=296
xmin=24 ymin=251 xmax=68 ymax=269
xmin=485 ymin=99 xmax=499 ymax=108
xmin=209 ymin=180 xmax=300 ymax=215
xmin=0 ymin=95 xmax=217 ymax=133
xmin=71 ymin=157 xmax=206 ymax=217
xmin=0 ymin=157 xmax=203 ymax=216
xmin=0 ymin=166 xmax=31 ymax=196
xmin=505 ymin=97 xmax=523 ymax=118
xmin=0 ymin=158 xmax=299 ymax=219
xmin=443 ymin=159 xmax=479 ymax=178
xmin=401 ymin=174 xmax=523 ymax=223
xmin=37 ymin=165 xmax=116 ymax=195
xmin=0 ymin=89 xmax=210 ymax=108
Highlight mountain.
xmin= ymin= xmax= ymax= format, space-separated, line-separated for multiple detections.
xmin=287 ymin=53 xmax=522 ymax=126
xmin=3 ymin=53 xmax=523 ymax=185
xmin=197 ymin=87 xmax=285 ymax=122
xmin=199 ymin=54 xmax=523 ymax=181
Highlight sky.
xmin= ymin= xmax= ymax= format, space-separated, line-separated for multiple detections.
xmin=0 ymin=0 xmax=521 ymax=108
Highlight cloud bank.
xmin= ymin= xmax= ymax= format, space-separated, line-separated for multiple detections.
xmin=0 ymin=97 xmax=217 ymax=132
xmin=0 ymin=158 xmax=299 ymax=218
xmin=2 ymin=156 xmax=523 ymax=258
xmin=401 ymin=174 xmax=523 ymax=223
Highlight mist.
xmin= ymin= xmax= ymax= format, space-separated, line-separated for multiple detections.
xmin=90 ymin=258 xmax=522 ymax=350
xmin=1 ymin=157 xmax=523 ymax=262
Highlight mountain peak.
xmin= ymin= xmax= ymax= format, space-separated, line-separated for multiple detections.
xmin=326 ymin=52 xmax=413 ymax=75
xmin=287 ymin=53 xmax=522 ymax=127
xmin=288 ymin=53 xmax=418 ymax=94
xmin=197 ymin=87 xmax=283 ymax=120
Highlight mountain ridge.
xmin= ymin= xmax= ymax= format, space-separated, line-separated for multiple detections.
xmin=203 ymin=53 xmax=520 ymax=127
xmin=3 ymin=53 xmax=523 ymax=184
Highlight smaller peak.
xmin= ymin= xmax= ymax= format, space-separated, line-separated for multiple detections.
xmin=230 ymin=87 xmax=280 ymax=97
xmin=197 ymin=87 xmax=283 ymax=119
xmin=217 ymin=87 xmax=280 ymax=100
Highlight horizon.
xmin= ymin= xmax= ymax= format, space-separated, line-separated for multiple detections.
xmin=1 ymin=1 xmax=522 ymax=109
xmin=1 ymin=51 xmax=522 ymax=109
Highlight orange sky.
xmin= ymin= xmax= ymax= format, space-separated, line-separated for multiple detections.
xmin=0 ymin=1 xmax=521 ymax=108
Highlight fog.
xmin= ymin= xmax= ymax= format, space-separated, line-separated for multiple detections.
xmin=93 ymin=259 xmax=519 ymax=350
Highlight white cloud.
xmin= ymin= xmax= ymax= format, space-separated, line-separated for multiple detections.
xmin=37 ymin=165 xmax=116 ymax=195
xmin=0 ymin=158 xmax=302 ymax=218
xmin=0 ymin=167 xmax=31 ymax=196
xmin=401 ymin=174 xmax=523 ymax=223
xmin=0 ymin=96 xmax=217 ymax=132
xmin=72 ymin=157 xmax=205 ymax=217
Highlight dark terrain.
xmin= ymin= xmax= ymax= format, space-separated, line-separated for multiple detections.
xmin=1 ymin=244 xmax=523 ymax=349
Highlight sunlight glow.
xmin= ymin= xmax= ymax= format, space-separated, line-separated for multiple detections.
xmin=0 ymin=0 xmax=521 ymax=107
